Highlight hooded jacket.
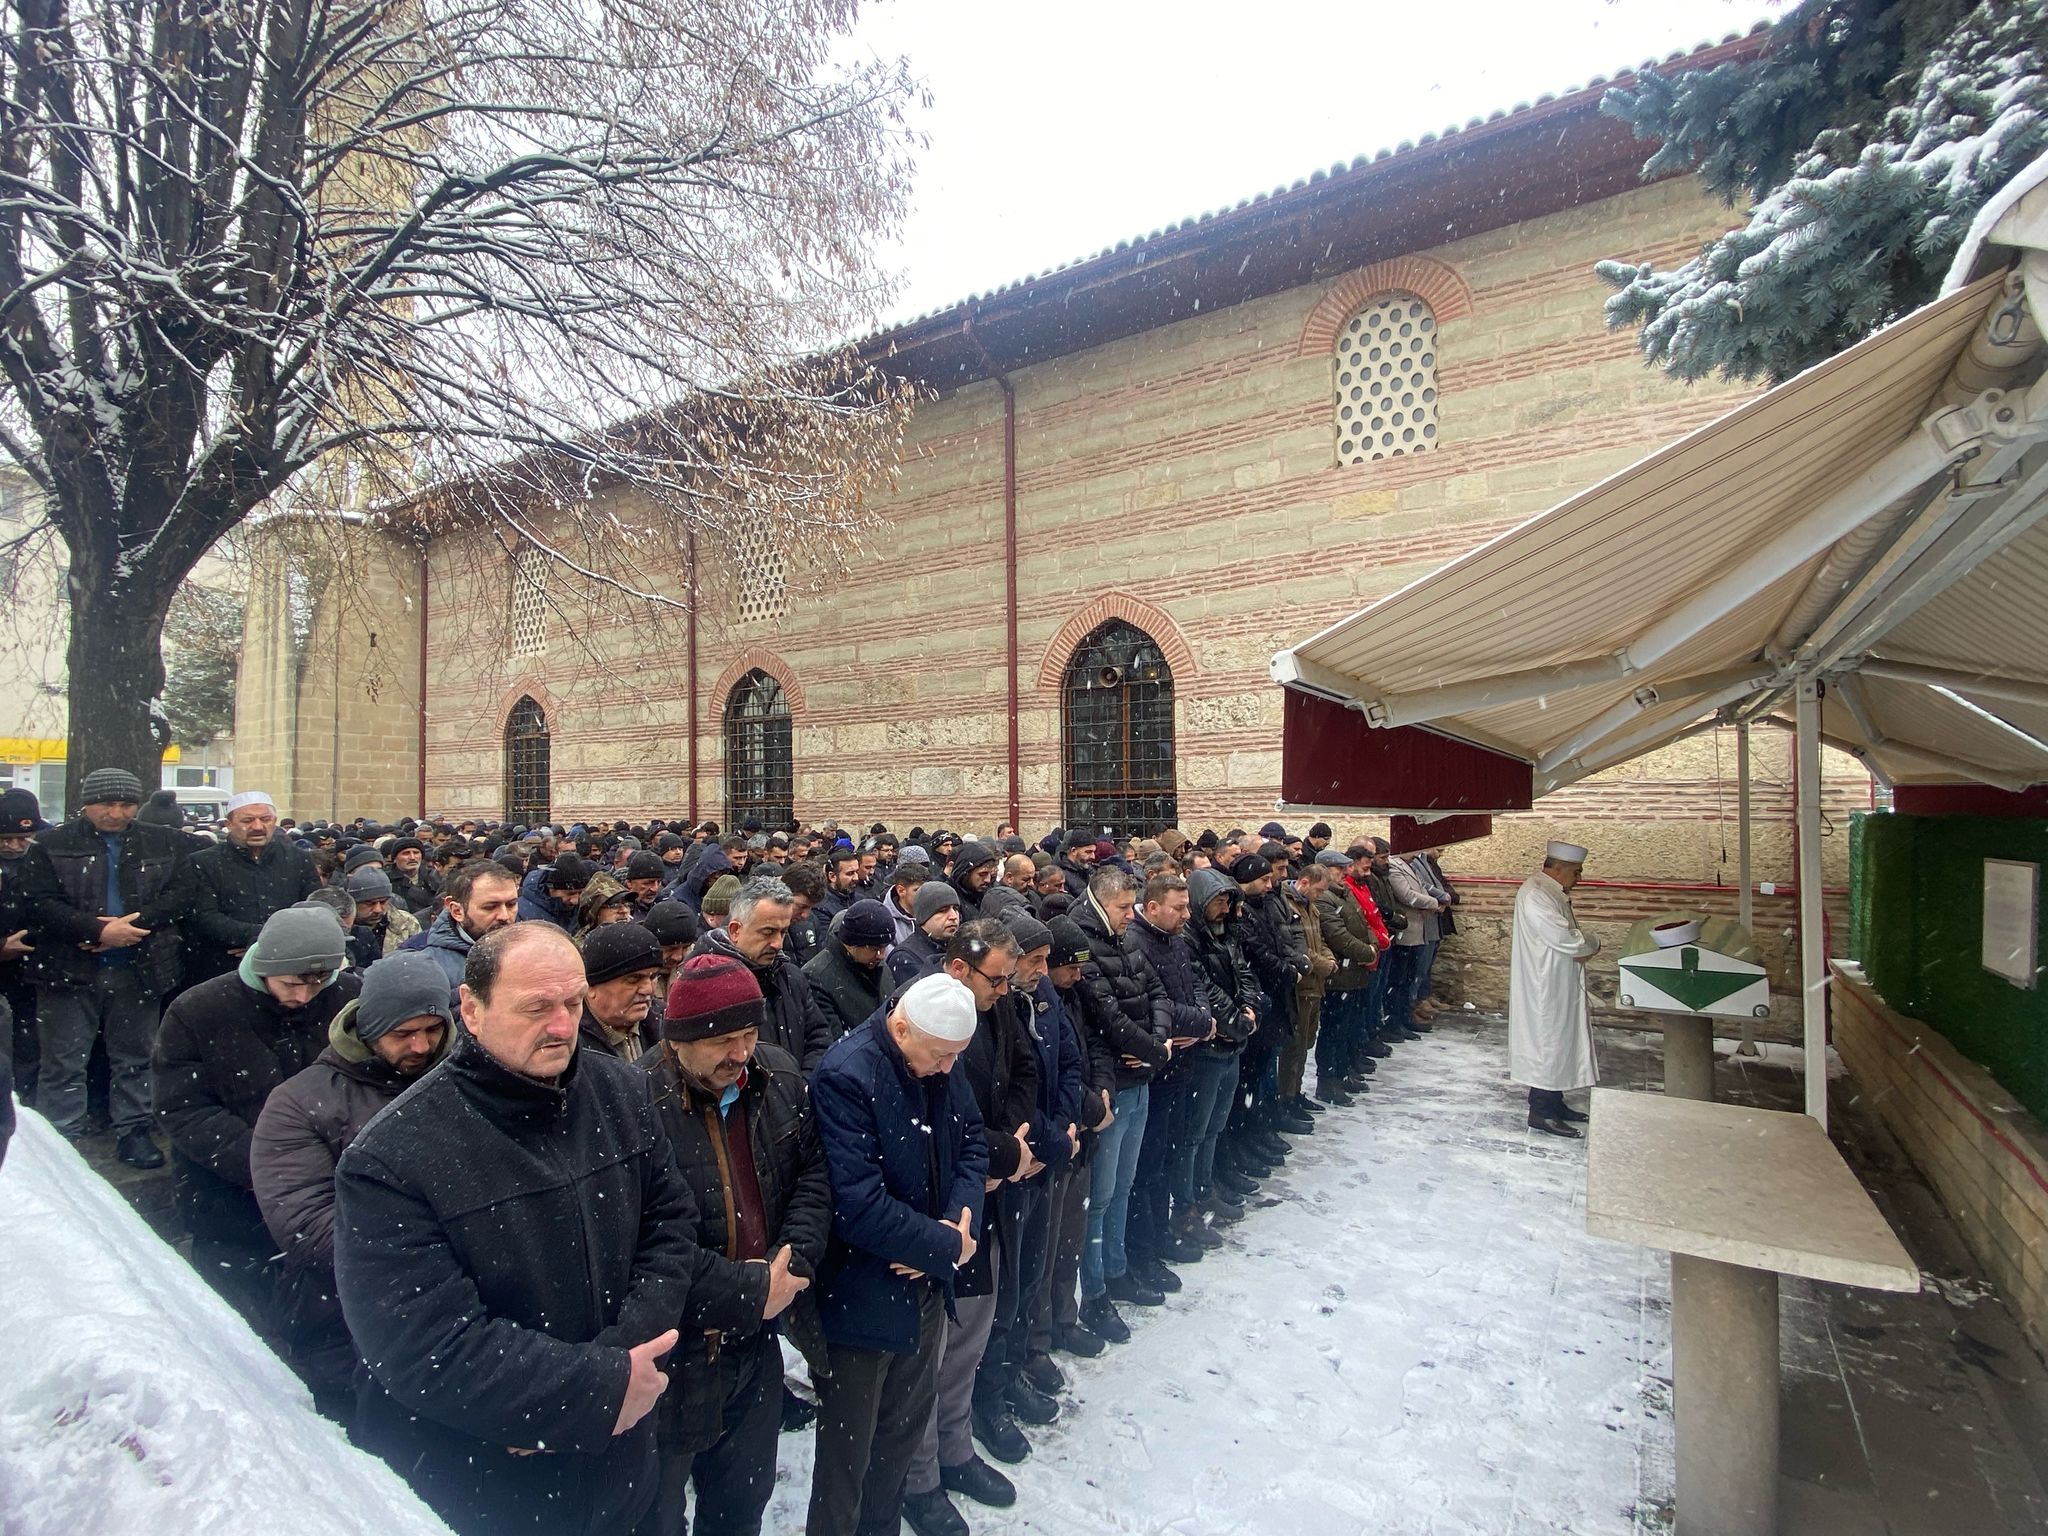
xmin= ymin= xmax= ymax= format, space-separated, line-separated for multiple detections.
xmin=398 ymin=908 xmax=478 ymax=1005
xmin=1185 ymin=869 xmax=1259 ymax=1049
xmin=154 ymin=963 xmax=361 ymax=1244
xmin=249 ymin=998 xmax=450 ymax=1397
xmin=516 ymin=864 xmax=578 ymax=929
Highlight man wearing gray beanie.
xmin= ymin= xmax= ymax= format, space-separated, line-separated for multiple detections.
xmin=887 ymin=881 xmax=961 ymax=990
xmin=344 ymin=864 xmax=421 ymax=970
xmin=251 ymin=949 xmax=452 ymax=1416
xmin=19 ymin=760 xmax=191 ymax=1166
xmin=153 ymin=905 xmax=360 ymax=1327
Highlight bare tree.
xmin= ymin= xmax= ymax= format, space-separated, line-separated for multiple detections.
xmin=0 ymin=0 xmax=919 ymax=803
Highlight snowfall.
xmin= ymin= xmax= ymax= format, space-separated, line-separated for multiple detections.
xmin=0 ymin=1016 xmax=1678 ymax=1535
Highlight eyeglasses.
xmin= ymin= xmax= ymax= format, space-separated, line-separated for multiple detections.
xmin=970 ymin=966 xmax=1015 ymax=993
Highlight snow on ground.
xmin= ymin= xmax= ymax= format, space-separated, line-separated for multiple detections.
xmin=767 ymin=1014 xmax=1676 ymax=1536
xmin=0 ymin=1111 xmax=451 ymax=1536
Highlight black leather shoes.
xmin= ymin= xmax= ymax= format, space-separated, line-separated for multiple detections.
xmin=1020 ymin=1351 xmax=1065 ymax=1394
xmin=1054 ymin=1322 xmax=1106 ymax=1357
xmin=942 ymin=1454 xmax=1017 ymax=1508
xmin=1528 ymin=1113 xmax=1582 ymax=1139
xmin=115 ymin=1129 xmax=164 ymax=1169
xmin=971 ymin=1405 xmax=1031 ymax=1465
xmin=1007 ymin=1377 xmax=1060 ymax=1425
xmin=903 ymin=1487 xmax=969 ymax=1536
xmin=1105 ymin=1271 xmax=1165 ymax=1307
xmin=1078 ymin=1294 xmax=1130 ymax=1344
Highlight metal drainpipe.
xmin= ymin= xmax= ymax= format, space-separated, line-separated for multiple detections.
xmin=416 ymin=545 xmax=430 ymax=818
xmin=964 ymin=317 xmax=1022 ymax=830
xmin=686 ymin=526 xmax=699 ymax=824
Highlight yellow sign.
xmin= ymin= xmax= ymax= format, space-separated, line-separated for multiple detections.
xmin=0 ymin=737 xmax=182 ymax=764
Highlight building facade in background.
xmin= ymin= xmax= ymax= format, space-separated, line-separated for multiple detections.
xmin=235 ymin=38 xmax=1872 ymax=1007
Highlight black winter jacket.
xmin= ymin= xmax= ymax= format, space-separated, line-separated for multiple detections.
xmin=884 ymin=927 xmax=944 ymax=991
xmin=184 ymin=838 xmax=322 ymax=985
xmin=643 ymin=1042 xmax=831 ymax=1450
xmin=335 ymin=1034 xmax=717 ymax=1536
xmin=803 ymin=938 xmax=885 ymax=1040
xmin=1125 ymin=910 xmax=1221 ymax=1041
xmin=691 ymin=926 xmax=831 ymax=1072
xmin=1069 ymin=897 xmax=1171 ymax=1091
xmin=1242 ymin=887 xmax=1309 ymax=1009
xmin=21 ymin=816 xmax=191 ymax=993
xmin=1189 ymin=914 xmax=1260 ymax=1049
xmin=249 ymin=998 xmax=448 ymax=1398
xmin=154 ymin=966 xmax=361 ymax=1245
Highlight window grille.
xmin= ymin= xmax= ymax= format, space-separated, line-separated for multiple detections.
xmin=724 ymin=669 xmax=793 ymax=829
xmin=504 ymin=696 xmax=551 ymax=827
xmin=1335 ymin=292 xmax=1439 ymax=465
xmin=510 ymin=545 xmax=549 ymax=656
xmin=731 ymin=520 xmax=787 ymax=624
xmin=1062 ymin=620 xmax=1176 ymax=839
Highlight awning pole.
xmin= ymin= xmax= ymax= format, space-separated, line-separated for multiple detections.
xmin=1735 ymin=721 xmax=1760 ymax=1058
xmin=1795 ymin=677 xmax=1828 ymax=1127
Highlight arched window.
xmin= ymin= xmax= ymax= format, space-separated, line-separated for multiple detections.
xmin=724 ymin=668 xmax=793 ymax=829
xmin=1335 ymin=292 xmax=1439 ymax=465
xmin=504 ymin=696 xmax=551 ymax=826
xmin=1063 ymin=620 xmax=1175 ymax=838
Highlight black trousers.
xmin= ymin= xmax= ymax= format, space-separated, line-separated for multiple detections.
xmin=975 ymin=1175 xmax=1050 ymax=1414
xmin=807 ymin=1288 xmax=944 ymax=1536
xmin=639 ymin=1332 xmax=783 ymax=1536
xmin=1528 ymin=1087 xmax=1569 ymax=1118
xmin=1124 ymin=1072 xmax=1189 ymax=1266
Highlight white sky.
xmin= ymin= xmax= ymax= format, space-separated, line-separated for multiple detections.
xmin=849 ymin=0 xmax=1784 ymax=324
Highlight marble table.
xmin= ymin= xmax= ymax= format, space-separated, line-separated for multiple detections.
xmin=1584 ymin=1088 xmax=1919 ymax=1536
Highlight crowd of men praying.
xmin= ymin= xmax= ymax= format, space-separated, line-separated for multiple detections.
xmin=0 ymin=770 xmax=1464 ymax=1536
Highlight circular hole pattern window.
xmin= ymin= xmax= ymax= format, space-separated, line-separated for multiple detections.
xmin=1335 ymin=293 xmax=1439 ymax=465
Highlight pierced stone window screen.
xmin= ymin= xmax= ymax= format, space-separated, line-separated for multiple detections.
xmin=510 ymin=545 xmax=549 ymax=656
xmin=724 ymin=669 xmax=793 ymax=829
xmin=1062 ymin=620 xmax=1176 ymax=839
xmin=731 ymin=519 xmax=788 ymax=625
xmin=1335 ymin=292 xmax=1439 ymax=465
xmin=504 ymin=696 xmax=551 ymax=827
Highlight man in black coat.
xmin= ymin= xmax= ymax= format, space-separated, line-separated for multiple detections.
xmin=1030 ymin=916 xmax=1115 ymax=1363
xmin=185 ymin=791 xmax=321 ymax=987
xmin=154 ymin=905 xmax=361 ymax=1326
xmin=0 ymin=786 xmax=46 ymax=1110
xmin=690 ymin=875 xmax=832 ymax=1072
xmin=335 ymin=923 xmax=719 ymax=1536
xmin=385 ymin=836 xmax=439 ymax=915
xmin=803 ymin=899 xmax=892 ymax=1040
xmin=21 ymin=766 xmax=192 ymax=1166
xmin=1067 ymin=868 xmax=1173 ymax=1346
xmin=638 ymin=954 xmax=827 ymax=1536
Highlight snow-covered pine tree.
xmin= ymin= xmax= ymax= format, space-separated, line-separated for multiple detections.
xmin=1596 ymin=0 xmax=2048 ymax=383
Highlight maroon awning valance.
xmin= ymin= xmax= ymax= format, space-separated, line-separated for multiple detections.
xmin=1279 ymin=689 xmax=1532 ymax=814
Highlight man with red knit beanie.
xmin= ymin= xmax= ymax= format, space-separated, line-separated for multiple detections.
xmin=638 ymin=954 xmax=831 ymax=1536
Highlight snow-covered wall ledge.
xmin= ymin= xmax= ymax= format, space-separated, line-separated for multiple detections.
xmin=0 ymin=1111 xmax=452 ymax=1536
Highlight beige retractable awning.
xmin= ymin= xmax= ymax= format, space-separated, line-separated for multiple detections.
xmin=1271 ymin=261 xmax=2048 ymax=796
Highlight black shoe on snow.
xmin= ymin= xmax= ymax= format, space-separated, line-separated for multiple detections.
xmin=903 ymin=1487 xmax=970 ymax=1536
xmin=971 ymin=1405 xmax=1032 ymax=1465
xmin=1105 ymin=1271 xmax=1165 ymax=1308
xmin=1007 ymin=1377 xmax=1060 ymax=1425
xmin=116 ymin=1129 xmax=164 ymax=1169
xmin=1079 ymin=1294 xmax=1131 ymax=1344
xmin=942 ymin=1454 xmax=1018 ymax=1508
xmin=1021 ymin=1351 xmax=1066 ymax=1395
xmin=1054 ymin=1322 xmax=1106 ymax=1357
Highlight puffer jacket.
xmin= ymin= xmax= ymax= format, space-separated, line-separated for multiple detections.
xmin=250 ymin=998 xmax=449 ymax=1398
xmin=21 ymin=815 xmax=191 ymax=994
xmin=691 ymin=925 xmax=831 ymax=1072
xmin=1070 ymin=894 xmax=1171 ymax=1091
xmin=1241 ymin=885 xmax=1309 ymax=1011
xmin=643 ymin=1042 xmax=831 ymax=1451
xmin=154 ymin=962 xmax=362 ymax=1245
xmin=1124 ymin=907 xmax=1220 ymax=1041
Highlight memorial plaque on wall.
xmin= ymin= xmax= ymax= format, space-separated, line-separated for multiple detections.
xmin=1982 ymin=859 xmax=2040 ymax=990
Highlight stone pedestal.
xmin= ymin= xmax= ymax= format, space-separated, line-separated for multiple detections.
xmin=1671 ymin=1253 xmax=1778 ymax=1536
xmin=1664 ymin=1016 xmax=1717 ymax=1101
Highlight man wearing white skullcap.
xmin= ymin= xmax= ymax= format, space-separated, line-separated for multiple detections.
xmin=805 ymin=971 xmax=989 ymax=1536
xmin=1509 ymin=840 xmax=1601 ymax=1137
xmin=186 ymin=788 xmax=320 ymax=987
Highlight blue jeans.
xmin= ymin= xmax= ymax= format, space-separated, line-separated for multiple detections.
xmin=1415 ymin=938 xmax=1441 ymax=1006
xmin=1176 ymin=1049 xmax=1240 ymax=1207
xmin=1081 ymin=1084 xmax=1150 ymax=1299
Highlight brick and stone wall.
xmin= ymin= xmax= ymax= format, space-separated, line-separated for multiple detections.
xmin=1832 ymin=962 xmax=2048 ymax=1358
